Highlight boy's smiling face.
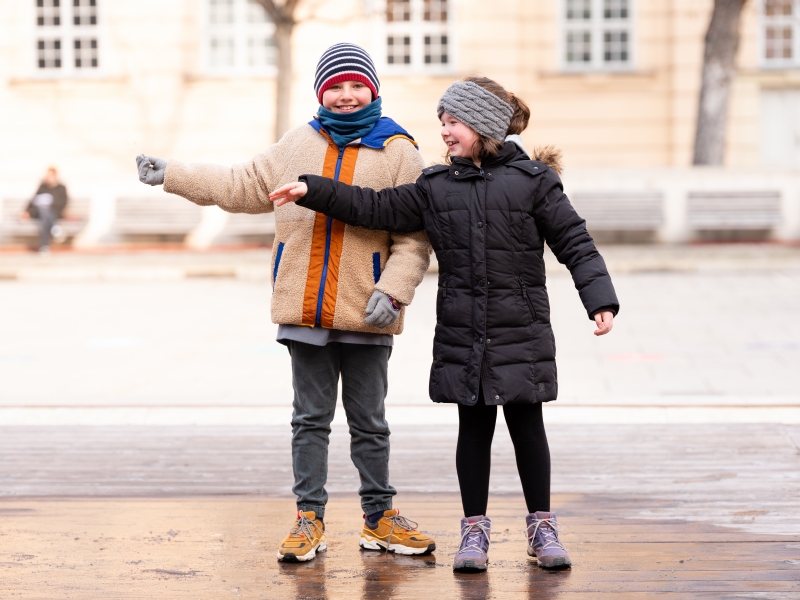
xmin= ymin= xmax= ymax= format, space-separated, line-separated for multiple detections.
xmin=440 ymin=112 xmax=479 ymax=160
xmin=321 ymin=80 xmax=373 ymax=113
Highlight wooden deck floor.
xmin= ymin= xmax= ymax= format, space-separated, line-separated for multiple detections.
xmin=1 ymin=495 xmax=799 ymax=598
xmin=1 ymin=424 xmax=799 ymax=598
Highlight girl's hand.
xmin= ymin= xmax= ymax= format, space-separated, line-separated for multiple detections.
xmin=593 ymin=311 xmax=614 ymax=336
xmin=270 ymin=182 xmax=308 ymax=207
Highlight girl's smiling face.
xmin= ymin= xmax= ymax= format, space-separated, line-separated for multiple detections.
xmin=440 ymin=112 xmax=480 ymax=160
xmin=321 ymin=81 xmax=373 ymax=113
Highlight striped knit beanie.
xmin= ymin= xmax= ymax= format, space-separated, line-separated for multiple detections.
xmin=314 ymin=43 xmax=380 ymax=105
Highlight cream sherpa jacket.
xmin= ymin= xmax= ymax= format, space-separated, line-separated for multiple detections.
xmin=163 ymin=120 xmax=431 ymax=335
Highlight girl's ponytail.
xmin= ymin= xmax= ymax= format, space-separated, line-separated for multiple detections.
xmin=506 ymin=92 xmax=530 ymax=136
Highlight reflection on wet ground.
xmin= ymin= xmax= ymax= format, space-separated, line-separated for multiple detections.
xmin=2 ymin=495 xmax=798 ymax=598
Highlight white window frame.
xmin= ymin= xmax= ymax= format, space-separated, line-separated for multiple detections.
xmin=200 ymin=0 xmax=277 ymax=77
xmin=29 ymin=0 xmax=104 ymax=79
xmin=379 ymin=0 xmax=456 ymax=74
xmin=760 ymin=0 xmax=800 ymax=69
xmin=559 ymin=0 xmax=636 ymax=73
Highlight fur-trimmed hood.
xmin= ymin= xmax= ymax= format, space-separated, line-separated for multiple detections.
xmin=504 ymin=134 xmax=563 ymax=175
xmin=532 ymin=145 xmax=563 ymax=175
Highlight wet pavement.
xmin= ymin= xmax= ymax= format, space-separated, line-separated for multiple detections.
xmin=2 ymin=246 xmax=800 ymax=597
xmin=2 ymin=495 xmax=799 ymax=598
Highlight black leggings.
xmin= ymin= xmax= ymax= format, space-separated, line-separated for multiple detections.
xmin=456 ymin=391 xmax=550 ymax=517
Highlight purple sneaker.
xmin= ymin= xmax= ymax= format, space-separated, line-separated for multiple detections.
xmin=526 ymin=511 xmax=572 ymax=569
xmin=453 ymin=516 xmax=491 ymax=572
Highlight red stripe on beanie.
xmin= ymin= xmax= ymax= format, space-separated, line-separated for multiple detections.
xmin=317 ymin=73 xmax=379 ymax=105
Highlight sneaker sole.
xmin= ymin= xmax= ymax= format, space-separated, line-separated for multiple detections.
xmin=277 ymin=541 xmax=327 ymax=563
xmin=527 ymin=546 xmax=571 ymax=569
xmin=359 ymin=537 xmax=435 ymax=556
xmin=453 ymin=559 xmax=488 ymax=573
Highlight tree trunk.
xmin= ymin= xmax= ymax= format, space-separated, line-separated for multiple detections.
xmin=692 ymin=0 xmax=747 ymax=165
xmin=252 ymin=0 xmax=299 ymax=142
xmin=273 ymin=19 xmax=294 ymax=142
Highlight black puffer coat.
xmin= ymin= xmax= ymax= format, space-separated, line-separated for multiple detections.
xmin=298 ymin=142 xmax=619 ymax=406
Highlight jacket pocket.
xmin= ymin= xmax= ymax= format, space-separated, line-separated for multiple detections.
xmin=372 ymin=252 xmax=381 ymax=284
xmin=273 ymin=242 xmax=285 ymax=289
xmin=436 ymin=274 xmax=450 ymax=321
xmin=518 ymin=276 xmax=537 ymax=323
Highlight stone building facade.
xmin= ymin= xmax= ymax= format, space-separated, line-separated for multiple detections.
xmin=0 ymin=1 xmax=799 ymax=242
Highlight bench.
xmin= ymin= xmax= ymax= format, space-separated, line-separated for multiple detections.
xmin=111 ymin=196 xmax=202 ymax=241
xmin=569 ymin=192 xmax=664 ymax=236
xmin=0 ymin=197 xmax=90 ymax=245
xmin=569 ymin=192 xmax=664 ymax=231
xmin=687 ymin=191 xmax=782 ymax=230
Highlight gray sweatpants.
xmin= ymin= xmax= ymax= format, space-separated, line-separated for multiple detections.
xmin=287 ymin=340 xmax=395 ymax=519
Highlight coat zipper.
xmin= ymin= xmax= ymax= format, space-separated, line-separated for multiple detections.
xmin=315 ymin=145 xmax=345 ymax=326
xmin=519 ymin=276 xmax=537 ymax=322
xmin=477 ymin=169 xmax=489 ymax=402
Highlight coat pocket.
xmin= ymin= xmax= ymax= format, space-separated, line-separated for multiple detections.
xmin=272 ymin=242 xmax=285 ymax=290
xmin=372 ymin=252 xmax=382 ymax=284
xmin=518 ymin=276 xmax=537 ymax=323
xmin=436 ymin=274 xmax=450 ymax=321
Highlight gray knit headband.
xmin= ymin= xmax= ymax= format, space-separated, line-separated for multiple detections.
xmin=436 ymin=80 xmax=514 ymax=141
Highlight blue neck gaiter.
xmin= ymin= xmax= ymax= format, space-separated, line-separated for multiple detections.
xmin=316 ymin=97 xmax=382 ymax=147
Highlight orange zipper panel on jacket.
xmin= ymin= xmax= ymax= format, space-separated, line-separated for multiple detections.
xmin=301 ymin=212 xmax=331 ymax=326
xmin=319 ymin=145 xmax=359 ymax=328
xmin=301 ymin=143 xmax=340 ymax=326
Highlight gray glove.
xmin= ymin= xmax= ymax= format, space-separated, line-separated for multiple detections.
xmin=136 ymin=154 xmax=167 ymax=186
xmin=365 ymin=290 xmax=401 ymax=328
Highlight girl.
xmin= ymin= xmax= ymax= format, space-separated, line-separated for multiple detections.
xmin=270 ymin=76 xmax=619 ymax=572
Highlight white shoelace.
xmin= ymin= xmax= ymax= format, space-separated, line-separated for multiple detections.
xmin=458 ymin=519 xmax=491 ymax=557
xmin=526 ymin=517 xmax=566 ymax=551
xmin=292 ymin=512 xmax=323 ymax=542
xmin=385 ymin=512 xmax=419 ymax=542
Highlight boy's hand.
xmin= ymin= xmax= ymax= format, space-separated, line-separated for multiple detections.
xmin=136 ymin=154 xmax=166 ymax=186
xmin=364 ymin=290 xmax=401 ymax=328
xmin=593 ymin=311 xmax=614 ymax=336
xmin=270 ymin=182 xmax=308 ymax=207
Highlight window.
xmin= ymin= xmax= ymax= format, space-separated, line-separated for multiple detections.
xmin=384 ymin=0 xmax=452 ymax=71
xmin=204 ymin=0 xmax=276 ymax=75
xmin=562 ymin=0 xmax=633 ymax=71
xmin=35 ymin=0 xmax=99 ymax=75
xmin=387 ymin=36 xmax=411 ymax=65
xmin=762 ymin=0 xmax=800 ymax=67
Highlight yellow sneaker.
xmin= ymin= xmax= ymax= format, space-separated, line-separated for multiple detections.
xmin=277 ymin=510 xmax=326 ymax=562
xmin=359 ymin=509 xmax=436 ymax=555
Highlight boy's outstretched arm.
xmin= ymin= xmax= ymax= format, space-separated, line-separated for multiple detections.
xmin=271 ymin=175 xmax=428 ymax=233
xmin=134 ymin=128 xmax=308 ymax=214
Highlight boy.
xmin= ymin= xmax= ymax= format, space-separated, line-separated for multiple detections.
xmin=136 ymin=43 xmax=434 ymax=562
